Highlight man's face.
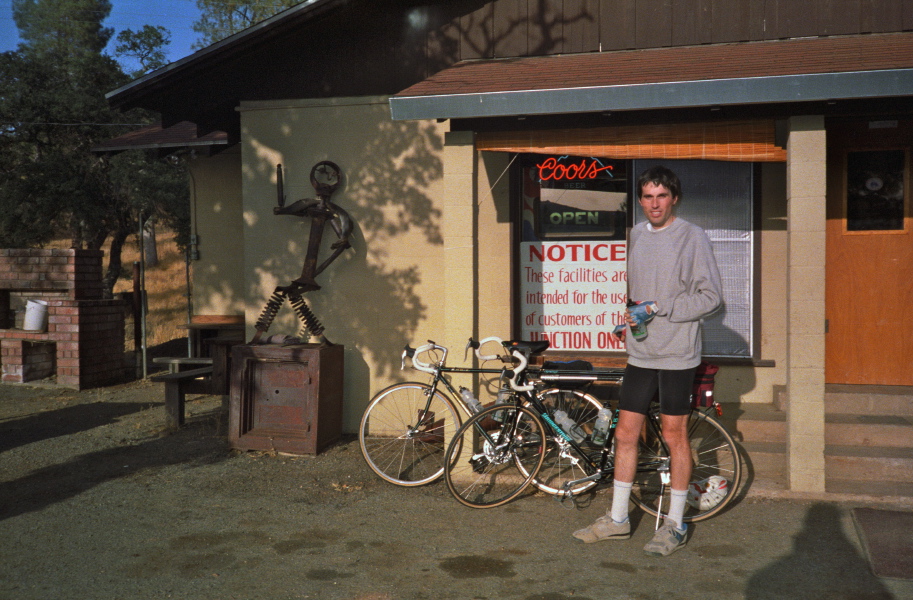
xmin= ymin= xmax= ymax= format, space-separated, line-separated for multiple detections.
xmin=639 ymin=182 xmax=678 ymax=229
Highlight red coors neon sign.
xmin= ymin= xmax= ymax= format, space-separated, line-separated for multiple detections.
xmin=537 ymin=157 xmax=613 ymax=181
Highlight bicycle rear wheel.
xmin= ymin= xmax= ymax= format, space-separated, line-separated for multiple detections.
xmin=444 ymin=404 xmax=546 ymax=508
xmin=359 ymin=382 xmax=461 ymax=486
xmin=519 ymin=389 xmax=604 ymax=496
xmin=630 ymin=409 xmax=741 ymax=523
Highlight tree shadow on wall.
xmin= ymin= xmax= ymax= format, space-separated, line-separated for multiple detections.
xmin=246 ymin=116 xmax=444 ymax=385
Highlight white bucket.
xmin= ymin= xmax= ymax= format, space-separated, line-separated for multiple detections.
xmin=23 ymin=300 xmax=48 ymax=332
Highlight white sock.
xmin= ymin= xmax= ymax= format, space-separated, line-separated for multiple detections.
xmin=610 ymin=480 xmax=633 ymax=523
xmin=667 ymin=488 xmax=689 ymax=530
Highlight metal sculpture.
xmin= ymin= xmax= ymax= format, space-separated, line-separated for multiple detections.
xmin=251 ymin=161 xmax=353 ymax=345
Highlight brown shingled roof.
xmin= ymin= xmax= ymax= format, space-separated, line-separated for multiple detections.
xmin=396 ymin=33 xmax=913 ymax=98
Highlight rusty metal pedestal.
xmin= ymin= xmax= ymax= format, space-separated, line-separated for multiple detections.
xmin=228 ymin=343 xmax=344 ymax=455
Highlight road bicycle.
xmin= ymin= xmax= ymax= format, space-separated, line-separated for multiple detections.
xmin=358 ymin=339 xmax=605 ymax=487
xmin=443 ymin=338 xmax=742 ymax=525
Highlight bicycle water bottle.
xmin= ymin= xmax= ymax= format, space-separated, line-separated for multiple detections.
xmin=492 ymin=385 xmax=511 ymax=422
xmin=590 ymin=407 xmax=613 ymax=446
xmin=459 ymin=386 xmax=483 ymax=414
xmin=627 ymin=299 xmax=648 ymax=341
xmin=553 ymin=409 xmax=585 ymax=443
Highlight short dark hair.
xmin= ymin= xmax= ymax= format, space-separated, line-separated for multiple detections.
xmin=637 ymin=165 xmax=682 ymax=200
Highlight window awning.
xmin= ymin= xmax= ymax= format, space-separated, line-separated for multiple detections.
xmin=390 ymin=33 xmax=913 ymax=121
xmin=476 ymin=120 xmax=785 ymax=162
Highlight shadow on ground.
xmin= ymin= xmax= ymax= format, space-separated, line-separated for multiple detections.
xmin=0 ymin=405 xmax=228 ymax=522
xmin=745 ymin=502 xmax=893 ymax=599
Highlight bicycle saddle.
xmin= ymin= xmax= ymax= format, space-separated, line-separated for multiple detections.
xmin=503 ymin=339 xmax=550 ymax=356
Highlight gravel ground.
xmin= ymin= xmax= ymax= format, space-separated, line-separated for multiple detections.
xmin=1 ymin=379 xmax=912 ymax=600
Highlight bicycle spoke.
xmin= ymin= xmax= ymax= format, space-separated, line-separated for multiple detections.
xmin=630 ymin=410 xmax=741 ymax=522
xmin=359 ymin=383 xmax=460 ymax=486
xmin=444 ymin=405 xmax=546 ymax=508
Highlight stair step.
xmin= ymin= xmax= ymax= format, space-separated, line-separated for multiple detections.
xmin=825 ymin=445 xmax=913 ymax=482
xmin=825 ymin=414 xmax=913 ymax=447
xmin=738 ymin=440 xmax=786 ymax=480
xmin=825 ymin=385 xmax=913 ymax=416
xmin=717 ymin=403 xmax=786 ymax=444
xmin=825 ymin=478 xmax=913 ymax=497
xmin=715 ymin=403 xmax=913 ymax=497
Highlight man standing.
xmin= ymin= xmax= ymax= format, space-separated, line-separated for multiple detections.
xmin=573 ymin=165 xmax=723 ymax=556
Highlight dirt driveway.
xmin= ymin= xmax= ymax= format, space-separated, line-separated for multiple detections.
xmin=1 ymin=380 xmax=911 ymax=600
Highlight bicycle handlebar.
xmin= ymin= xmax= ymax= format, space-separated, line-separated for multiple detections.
xmin=505 ymin=348 xmax=534 ymax=392
xmin=403 ymin=336 xmax=532 ymax=391
xmin=403 ymin=340 xmax=447 ymax=374
xmin=464 ymin=336 xmax=508 ymax=362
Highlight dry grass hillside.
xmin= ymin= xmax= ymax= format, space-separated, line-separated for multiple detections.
xmin=52 ymin=228 xmax=189 ymax=353
xmin=110 ymin=228 xmax=190 ymax=352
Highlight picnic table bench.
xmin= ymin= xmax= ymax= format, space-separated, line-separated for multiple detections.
xmin=150 ymin=365 xmax=214 ymax=430
xmin=151 ymin=356 xmax=214 ymax=373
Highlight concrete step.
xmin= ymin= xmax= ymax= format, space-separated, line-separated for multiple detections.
xmin=722 ymin=403 xmax=913 ymax=497
xmin=825 ymin=413 xmax=913 ymax=447
xmin=717 ymin=402 xmax=786 ymax=445
xmin=825 ymin=478 xmax=913 ymax=497
xmin=825 ymin=385 xmax=913 ymax=416
xmin=738 ymin=440 xmax=787 ymax=482
xmin=825 ymin=444 xmax=913 ymax=482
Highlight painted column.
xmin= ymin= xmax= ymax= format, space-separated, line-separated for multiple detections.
xmin=785 ymin=115 xmax=827 ymax=492
xmin=442 ymin=131 xmax=477 ymax=355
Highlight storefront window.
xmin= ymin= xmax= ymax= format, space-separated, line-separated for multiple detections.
xmin=517 ymin=156 xmax=755 ymax=358
xmin=518 ymin=155 xmax=628 ymax=352
xmin=633 ymin=159 xmax=754 ymax=358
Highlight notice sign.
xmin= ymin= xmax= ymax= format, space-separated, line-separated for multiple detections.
xmin=520 ymin=241 xmax=628 ymax=351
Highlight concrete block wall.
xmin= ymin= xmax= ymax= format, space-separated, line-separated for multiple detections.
xmin=785 ymin=115 xmax=828 ymax=493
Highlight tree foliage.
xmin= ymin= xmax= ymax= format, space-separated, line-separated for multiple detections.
xmin=0 ymin=0 xmax=190 ymax=296
xmin=115 ymin=25 xmax=171 ymax=78
xmin=192 ymin=0 xmax=302 ymax=48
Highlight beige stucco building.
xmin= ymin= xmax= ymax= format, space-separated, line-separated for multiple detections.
xmin=106 ymin=1 xmax=913 ymax=496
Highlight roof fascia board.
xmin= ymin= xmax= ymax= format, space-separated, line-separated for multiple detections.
xmin=389 ymin=69 xmax=913 ymax=121
xmin=106 ymin=0 xmax=341 ymax=107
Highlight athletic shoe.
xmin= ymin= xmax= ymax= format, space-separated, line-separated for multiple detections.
xmin=572 ymin=515 xmax=631 ymax=543
xmin=643 ymin=519 xmax=688 ymax=556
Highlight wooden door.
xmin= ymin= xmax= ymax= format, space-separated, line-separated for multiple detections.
xmin=826 ymin=128 xmax=913 ymax=385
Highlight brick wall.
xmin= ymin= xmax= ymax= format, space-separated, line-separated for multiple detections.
xmin=0 ymin=249 xmax=126 ymax=389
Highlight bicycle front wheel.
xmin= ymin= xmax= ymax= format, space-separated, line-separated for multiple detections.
xmin=444 ymin=404 xmax=546 ymax=509
xmin=520 ymin=389 xmax=604 ymax=496
xmin=359 ymin=382 xmax=461 ymax=486
xmin=631 ymin=409 xmax=741 ymax=523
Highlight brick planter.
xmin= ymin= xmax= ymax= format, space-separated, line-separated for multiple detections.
xmin=0 ymin=249 xmax=127 ymax=389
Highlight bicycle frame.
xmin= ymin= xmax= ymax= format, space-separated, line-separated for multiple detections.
xmin=493 ymin=348 xmax=678 ymax=504
xmin=402 ymin=341 xmax=512 ymax=428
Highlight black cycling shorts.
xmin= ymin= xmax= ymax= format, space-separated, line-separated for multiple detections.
xmin=618 ymin=363 xmax=697 ymax=416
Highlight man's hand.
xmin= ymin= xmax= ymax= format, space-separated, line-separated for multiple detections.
xmin=627 ymin=301 xmax=658 ymax=328
xmin=612 ymin=323 xmax=627 ymax=342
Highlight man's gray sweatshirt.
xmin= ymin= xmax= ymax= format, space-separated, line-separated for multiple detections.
xmin=626 ymin=217 xmax=723 ymax=371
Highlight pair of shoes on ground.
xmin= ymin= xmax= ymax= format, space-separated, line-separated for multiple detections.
xmin=573 ymin=516 xmax=687 ymax=557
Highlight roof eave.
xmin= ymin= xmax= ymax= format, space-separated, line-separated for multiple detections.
xmin=106 ymin=0 xmax=343 ymax=110
xmin=390 ymin=69 xmax=913 ymax=121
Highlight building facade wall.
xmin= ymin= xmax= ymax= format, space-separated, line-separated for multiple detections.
xmin=188 ymin=147 xmax=246 ymax=319
xmin=238 ymin=96 xmax=449 ymax=431
xmin=221 ymin=101 xmax=799 ymax=431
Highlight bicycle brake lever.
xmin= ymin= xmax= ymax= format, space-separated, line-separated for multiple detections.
xmin=401 ymin=345 xmax=416 ymax=370
xmin=464 ymin=337 xmax=480 ymax=361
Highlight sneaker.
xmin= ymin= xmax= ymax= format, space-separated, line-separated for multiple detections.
xmin=643 ymin=519 xmax=688 ymax=556
xmin=572 ymin=515 xmax=631 ymax=543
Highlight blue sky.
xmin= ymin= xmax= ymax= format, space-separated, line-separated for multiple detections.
xmin=0 ymin=0 xmax=204 ymax=71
